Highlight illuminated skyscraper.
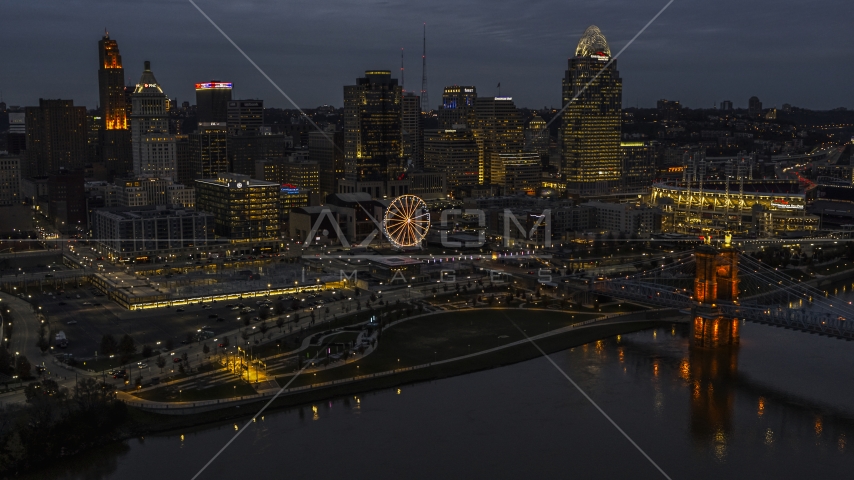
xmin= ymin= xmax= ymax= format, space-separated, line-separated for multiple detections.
xmin=98 ymin=33 xmax=127 ymax=130
xmin=130 ymin=61 xmax=177 ymax=179
xmin=226 ymin=99 xmax=263 ymax=136
xmin=97 ymin=32 xmax=132 ymax=178
xmin=621 ymin=141 xmax=654 ymax=194
xmin=343 ymin=70 xmax=403 ymax=181
xmin=472 ymin=96 xmax=523 ymax=185
xmin=525 ymin=115 xmax=549 ymax=158
xmin=196 ymin=81 xmax=233 ymax=123
xmin=424 ymin=128 xmax=480 ymax=188
xmin=438 ymin=86 xmax=477 ymax=129
xmin=493 ymin=152 xmax=542 ymax=193
xmin=190 ymin=122 xmax=228 ymax=179
xmin=560 ymin=25 xmax=622 ymax=196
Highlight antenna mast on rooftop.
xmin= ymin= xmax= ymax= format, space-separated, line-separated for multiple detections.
xmin=420 ymin=23 xmax=429 ymax=112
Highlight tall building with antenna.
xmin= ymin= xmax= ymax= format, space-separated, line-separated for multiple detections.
xmin=401 ymin=92 xmax=423 ymax=169
xmin=400 ymin=48 xmax=405 ymax=91
xmin=420 ymin=23 xmax=429 ymax=112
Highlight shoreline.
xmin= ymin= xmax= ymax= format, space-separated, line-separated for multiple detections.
xmin=120 ymin=313 xmax=681 ymax=438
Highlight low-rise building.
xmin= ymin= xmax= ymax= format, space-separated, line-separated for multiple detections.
xmin=289 ymin=192 xmax=385 ymax=245
xmin=367 ymin=256 xmax=424 ymax=282
xmin=652 ymin=180 xmax=817 ymax=236
xmin=585 ymin=200 xmax=659 ymax=236
xmin=338 ymin=172 xmax=447 ymax=200
xmin=91 ymin=205 xmax=213 ymax=258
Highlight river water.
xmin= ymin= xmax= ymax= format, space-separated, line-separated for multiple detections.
xmin=32 ymin=318 xmax=854 ymax=480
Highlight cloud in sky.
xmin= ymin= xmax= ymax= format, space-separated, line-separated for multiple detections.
xmin=0 ymin=0 xmax=851 ymax=110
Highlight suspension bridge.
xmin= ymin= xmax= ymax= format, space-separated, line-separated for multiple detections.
xmin=593 ymin=238 xmax=854 ymax=340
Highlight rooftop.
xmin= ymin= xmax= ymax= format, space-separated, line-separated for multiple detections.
xmin=575 ymin=25 xmax=611 ymax=58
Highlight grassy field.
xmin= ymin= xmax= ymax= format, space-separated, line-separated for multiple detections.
xmin=134 ymin=379 xmax=256 ymax=402
xmin=246 ymin=301 xmax=419 ymax=359
xmin=275 ymin=309 xmax=600 ymax=389
xmin=128 ymin=308 xmax=673 ymax=404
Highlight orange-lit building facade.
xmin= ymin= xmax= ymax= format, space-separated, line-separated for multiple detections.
xmin=693 ymin=241 xmax=740 ymax=347
xmin=98 ymin=33 xmax=127 ymax=130
xmin=694 ymin=243 xmax=739 ymax=305
xmin=98 ymin=32 xmax=132 ymax=178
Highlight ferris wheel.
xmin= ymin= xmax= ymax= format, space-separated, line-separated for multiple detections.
xmin=383 ymin=195 xmax=430 ymax=248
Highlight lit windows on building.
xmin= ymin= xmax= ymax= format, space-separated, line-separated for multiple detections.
xmin=424 ymin=128 xmax=480 ymax=188
xmin=194 ymin=173 xmax=280 ymax=242
xmin=652 ymin=181 xmax=818 ymax=236
xmin=560 ymin=25 xmax=622 ymax=197
xmin=344 ymin=71 xmax=403 ymax=182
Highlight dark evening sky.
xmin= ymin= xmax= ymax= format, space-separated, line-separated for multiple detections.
xmin=0 ymin=0 xmax=851 ymax=111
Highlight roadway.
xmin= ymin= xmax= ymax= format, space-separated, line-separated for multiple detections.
xmin=2 ymin=291 xmax=48 ymax=375
xmin=0 ymin=280 xmax=430 ymax=405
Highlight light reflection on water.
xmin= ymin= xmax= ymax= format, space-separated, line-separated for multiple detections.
xmin=25 ymin=321 xmax=854 ymax=480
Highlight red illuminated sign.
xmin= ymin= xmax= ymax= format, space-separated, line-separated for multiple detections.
xmin=195 ymin=82 xmax=233 ymax=90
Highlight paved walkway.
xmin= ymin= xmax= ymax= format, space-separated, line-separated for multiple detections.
xmin=0 ymin=291 xmax=400 ymax=405
xmin=122 ymin=307 xmax=684 ymax=413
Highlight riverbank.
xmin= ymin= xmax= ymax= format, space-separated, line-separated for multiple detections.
xmin=5 ymin=307 xmax=685 ymax=478
xmin=117 ymin=308 xmax=684 ymax=435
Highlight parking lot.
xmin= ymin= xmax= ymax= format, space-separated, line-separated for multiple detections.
xmin=38 ymin=282 xmax=345 ymax=360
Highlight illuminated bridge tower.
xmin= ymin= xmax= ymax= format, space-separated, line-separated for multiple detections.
xmin=689 ymin=235 xmax=740 ymax=446
xmin=693 ymin=235 xmax=740 ymax=347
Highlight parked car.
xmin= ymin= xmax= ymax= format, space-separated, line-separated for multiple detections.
xmin=176 ymin=308 xmax=185 ymax=312
xmin=173 ymin=357 xmax=182 ymax=363
xmin=208 ymin=314 xmax=218 ymax=318
xmin=66 ymin=320 xmax=78 ymax=325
